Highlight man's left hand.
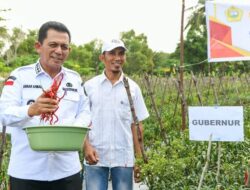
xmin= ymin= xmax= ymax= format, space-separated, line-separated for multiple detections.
xmin=134 ymin=165 xmax=141 ymax=183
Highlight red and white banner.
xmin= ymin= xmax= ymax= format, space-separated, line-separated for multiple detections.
xmin=206 ymin=0 xmax=250 ymax=62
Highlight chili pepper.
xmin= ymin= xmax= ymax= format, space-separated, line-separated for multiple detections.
xmin=245 ymin=168 xmax=249 ymax=187
xmin=40 ymin=73 xmax=66 ymax=125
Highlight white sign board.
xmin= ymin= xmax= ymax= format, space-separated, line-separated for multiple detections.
xmin=189 ymin=106 xmax=244 ymax=141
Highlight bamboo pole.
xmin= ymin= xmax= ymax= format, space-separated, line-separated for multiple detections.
xmin=180 ymin=0 xmax=187 ymax=130
xmin=191 ymin=71 xmax=203 ymax=106
xmin=0 ymin=125 xmax=7 ymax=173
xmin=144 ymin=74 xmax=168 ymax=144
xmin=0 ymin=125 xmax=7 ymax=190
xmin=216 ymin=142 xmax=221 ymax=184
xmin=197 ymin=134 xmax=213 ymax=190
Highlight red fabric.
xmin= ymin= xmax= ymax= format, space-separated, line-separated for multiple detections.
xmin=210 ymin=38 xmax=243 ymax=58
xmin=210 ymin=20 xmax=232 ymax=45
xmin=5 ymin=80 xmax=14 ymax=86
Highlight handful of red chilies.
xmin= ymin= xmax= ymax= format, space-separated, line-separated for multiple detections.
xmin=40 ymin=73 xmax=66 ymax=125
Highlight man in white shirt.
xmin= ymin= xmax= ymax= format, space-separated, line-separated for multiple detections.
xmin=0 ymin=21 xmax=91 ymax=190
xmin=83 ymin=39 xmax=149 ymax=190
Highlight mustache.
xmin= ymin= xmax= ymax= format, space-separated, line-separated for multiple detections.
xmin=112 ymin=70 xmax=121 ymax=74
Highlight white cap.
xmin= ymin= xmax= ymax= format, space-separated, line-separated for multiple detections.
xmin=101 ymin=39 xmax=127 ymax=53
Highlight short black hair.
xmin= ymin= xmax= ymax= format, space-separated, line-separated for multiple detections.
xmin=38 ymin=21 xmax=71 ymax=44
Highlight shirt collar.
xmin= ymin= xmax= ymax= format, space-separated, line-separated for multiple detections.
xmin=99 ymin=70 xmax=124 ymax=85
xmin=34 ymin=61 xmax=44 ymax=76
xmin=35 ymin=60 xmax=66 ymax=78
xmin=99 ymin=71 xmax=106 ymax=84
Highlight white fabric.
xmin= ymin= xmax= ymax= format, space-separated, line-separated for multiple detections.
xmin=84 ymin=72 xmax=149 ymax=167
xmin=0 ymin=61 xmax=91 ymax=181
xmin=101 ymin=39 xmax=127 ymax=53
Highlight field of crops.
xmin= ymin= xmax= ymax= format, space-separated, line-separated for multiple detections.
xmin=1 ymin=71 xmax=250 ymax=189
xmin=135 ymin=72 xmax=250 ymax=190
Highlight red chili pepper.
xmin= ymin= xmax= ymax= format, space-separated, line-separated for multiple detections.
xmin=40 ymin=73 xmax=66 ymax=125
xmin=245 ymin=169 xmax=249 ymax=186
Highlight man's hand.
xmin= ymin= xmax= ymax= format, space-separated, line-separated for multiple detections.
xmin=84 ymin=138 xmax=99 ymax=165
xmin=134 ymin=165 xmax=142 ymax=183
xmin=28 ymin=92 xmax=58 ymax=117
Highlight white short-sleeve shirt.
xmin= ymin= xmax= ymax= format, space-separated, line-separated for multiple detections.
xmin=84 ymin=72 xmax=149 ymax=167
xmin=0 ymin=62 xmax=91 ymax=181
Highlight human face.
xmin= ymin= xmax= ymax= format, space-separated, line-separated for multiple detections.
xmin=35 ymin=29 xmax=70 ymax=76
xmin=100 ymin=47 xmax=126 ymax=74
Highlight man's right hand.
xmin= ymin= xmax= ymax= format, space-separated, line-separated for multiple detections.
xmin=28 ymin=93 xmax=58 ymax=117
xmin=84 ymin=138 xmax=99 ymax=165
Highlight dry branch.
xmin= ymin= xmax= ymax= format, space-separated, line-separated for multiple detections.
xmin=0 ymin=125 xmax=7 ymax=173
xmin=197 ymin=134 xmax=213 ymax=190
xmin=144 ymin=74 xmax=168 ymax=144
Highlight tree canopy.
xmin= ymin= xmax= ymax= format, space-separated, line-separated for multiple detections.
xmin=0 ymin=3 xmax=248 ymax=76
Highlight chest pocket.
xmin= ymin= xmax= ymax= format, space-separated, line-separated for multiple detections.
xmin=119 ymin=100 xmax=131 ymax=120
xmin=58 ymin=89 xmax=80 ymax=113
xmin=61 ymin=91 xmax=80 ymax=102
xmin=118 ymin=89 xmax=135 ymax=124
xmin=22 ymin=87 xmax=42 ymax=106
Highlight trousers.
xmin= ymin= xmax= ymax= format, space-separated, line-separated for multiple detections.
xmin=84 ymin=165 xmax=133 ymax=190
xmin=9 ymin=172 xmax=82 ymax=190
